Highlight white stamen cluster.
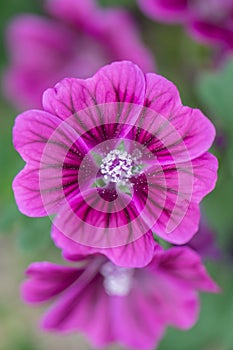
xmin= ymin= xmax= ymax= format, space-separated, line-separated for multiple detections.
xmin=100 ymin=262 xmax=134 ymax=297
xmin=100 ymin=149 xmax=140 ymax=185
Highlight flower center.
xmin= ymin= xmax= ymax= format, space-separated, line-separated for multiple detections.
xmin=100 ymin=149 xmax=141 ymax=185
xmin=100 ymin=262 xmax=134 ymax=296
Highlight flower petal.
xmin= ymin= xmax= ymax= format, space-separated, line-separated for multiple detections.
xmin=53 ymin=186 xmax=150 ymax=249
xmin=13 ymin=165 xmax=49 ymax=216
xmin=4 ymin=15 xmax=76 ymax=109
xmin=145 ymin=72 xmax=182 ymax=116
xmin=42 ymin=275 xmax=114 ymax=347
xmin=144 ymin=74 xmax=216 ymax=161
xmin=135 ymin=153 xmax=218 ymax=244
xmin=155 ymin=202 xmax=201 ymax=244
xmin=187 ymin=219 xmax=221 ymax=260
xmin=43 ymin=61 xmax=146 ymax=120
xmin=98 ymin=9 xmax=155 ymax=72
xmin=155 ymin=247 xmax=220 ymax=292
xmin=189 ymin=152 xmax=218 ymax=202
xmin=138 ymin=0 xmax=188 ymax=23
xmin=13 ymin=110 xmax=61 ymax=163
xmin=52 ymin=225 xmax=156 ymax=268
xmin=45 ymin=0 xmax=98 ymax=27
xmin=13 ymin=110 xmax=93 ymax=216
xmin=111 ymin=288 xmax=165 ymax=350
xmin=189 ymin=21 xmax=233 ymax=50
xmin=6 ymin=15 xmax=74 ymax=67
xmin=21 ymin=262 xmax=83 ymax=303
xmin=150 ymin=273 xmax=200 ymax=329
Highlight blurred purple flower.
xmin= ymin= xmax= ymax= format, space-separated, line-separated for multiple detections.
xmin=3 ymin=0 xmax=155 ymax=110
xmin=214 ymin=129 xmax=228 ymax=151
xmin=12 ymin=61 xmax=218 ymax=267
xmin=186 ymin=219 xmax=221 ymax=260
xmin=21 ymin=246 xmax=218 ymax=350
xmin=138 ymin=0 xmax=233 ymax=51
xmin=13 ymin=61 xmax=218 ymax=266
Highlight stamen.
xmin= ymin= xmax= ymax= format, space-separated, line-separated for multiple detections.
xmin=100 ymin=149 xmax=141 ymax=185
xmin=100 ymin=262 xmax=134 ymax=296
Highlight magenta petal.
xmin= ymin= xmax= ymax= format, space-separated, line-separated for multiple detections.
xmin=3 ymin=67 xmax=45 ymax=110
xmin=6 ymin=15 xmax=75 ymax=67
xmin=106 ymin=232 xmax=156 ymax=268
xmin=45 ymin=0 xmax=98 ymax=27
xmin=132 ymin=162 xmax=195 ymax=242
xmin=150 ymin=273 xmax=200 ymax=329
xmin=21 ymin=262 xmax=83 ymax=303
xmin=52 ymin=225 xmax=156 ymax=268
xmin=43 ymin=93 xmax=143 ymax=149
xmin=142 ymin=153 xmax=217 ymax=244
xmin=52 ymin=185 xmax=152 ymax=249
xmin=144 ymin=74 xmax=216 ymax=161
xmin=138 ymin=0 xmax=188 ymax=23
xmin=42 ymin=78 xmax=83 ymax=120
xmin=156 ymin=247 xmax=220 ymax=292
xmin=188 ymin=20 xmax=233 ymax=50
xmin=187 ymin=219 xmax=221 ymax=260
xmin=43 ymin=61 xmax=146 ymax=120
xmin=13 ymin=110 xmax=61 ymax=163
xmin=42 ymin=276 xmax=114 ymax=347
xmin=145 ymin=72 xmax=181 ymax=116
xmin=170 ymin=106 xmax=216 ymax=160
xmin=4 ymin=15 xmax=76 ymax=109
xmin=111 ymin=289 xmax=165 ymax=350
xmin=13 ymin=110 xmax=91 ymax=216
xmin=89 ymin=61 xmax=146 ymax=104
xmin=154 ymin=202 xmax=201 ymax=244
xmin=146 ymin=247 xmax=218 ymax=330
xmin=190 ymin=153 xmax=218 ymax=202
xmin=13 ymin=165 xmax=48 ymax=217
xmin=97 ymin=9 xmax=155 ymax=72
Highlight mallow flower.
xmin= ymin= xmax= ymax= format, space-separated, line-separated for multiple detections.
xmin=13 ymin=61 xmax=218 ymax=267
xmin=138 ymin=0 xmax=233 ymax=52
xmin=21 ymin=246 xmax=219 ymax=350
xmin=3 ymin=0 xmax=154 ymax=109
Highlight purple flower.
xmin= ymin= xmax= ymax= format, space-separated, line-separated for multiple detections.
xmin=3 ymin=0 xmax=155 ymax=110
xmin=186 ymin=218 xmax=221 ymax=260
xmin=138 ymin=0 xmax=233 ymax=51
xmin=13 ymin=61 xmax=218 ymax=267
xmin=21 ymin=246 xmax=219 ymax=350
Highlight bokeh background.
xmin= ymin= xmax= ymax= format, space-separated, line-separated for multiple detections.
xmin=0 ymin=0 xmax=233 ymax=349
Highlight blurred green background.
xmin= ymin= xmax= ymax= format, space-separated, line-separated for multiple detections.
xmin=0 ymin=0 xmax=233 ymax=350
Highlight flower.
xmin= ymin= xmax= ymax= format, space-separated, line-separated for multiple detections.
xmin=137 ymin=0 xmax=233 ymax=51
xmin=13 ymin=61 xmax=218 ymax=267
xmin=3 ymin=0 xmax=155 ymax=110
xmin=21 ymin=246 xmax=219 ymax=350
